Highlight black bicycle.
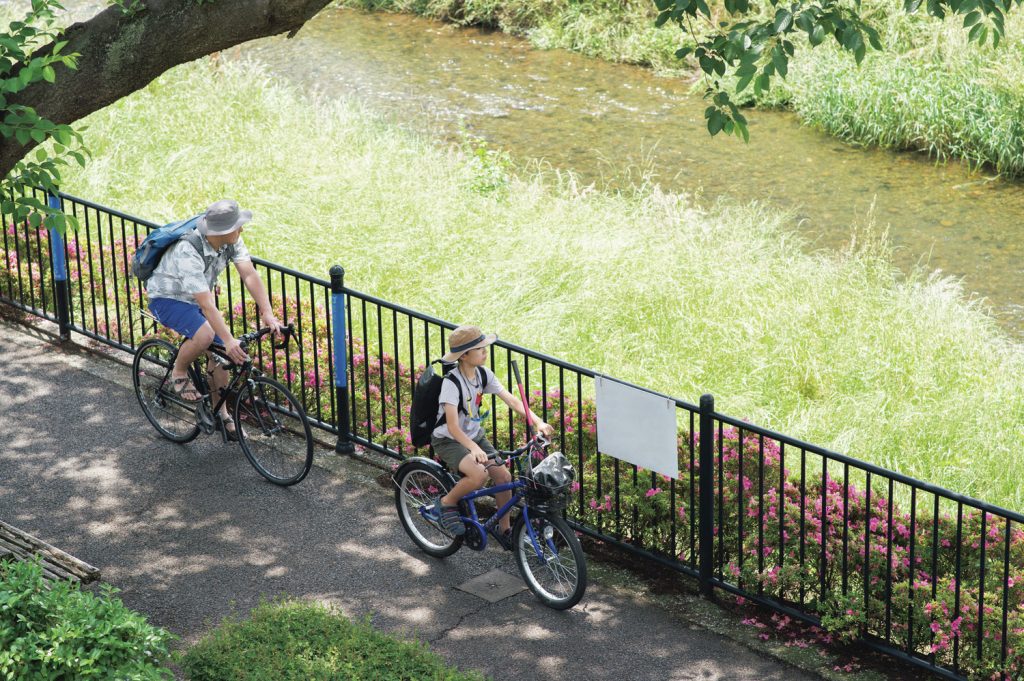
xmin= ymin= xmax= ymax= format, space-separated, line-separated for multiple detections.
xmin=132 ymin=321 xmax=314 ymax=486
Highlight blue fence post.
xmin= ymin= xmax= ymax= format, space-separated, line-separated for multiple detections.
xmin=331 ymin=265 xmax=355 ymax=455
xmin=699 ymin=393 xmax=715 ymax=599
xmin=47 ymin=192 xmax=71 ymax=342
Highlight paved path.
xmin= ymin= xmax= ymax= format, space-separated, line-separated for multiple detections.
xmin=0 ymin=319 xmax=820 ymax=681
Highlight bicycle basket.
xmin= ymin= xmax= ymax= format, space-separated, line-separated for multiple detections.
xmin=524 ymin=452 xmax=575 ymax=506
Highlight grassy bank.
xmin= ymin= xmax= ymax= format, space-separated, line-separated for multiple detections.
xmin=60 ymin=59 xmax=1024 ymax=509
xmin=337 ymin=0 xmax=1024 ymax=176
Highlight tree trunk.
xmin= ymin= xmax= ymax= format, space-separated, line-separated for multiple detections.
xmin=0 ymin=0 xmax=332 ymax=178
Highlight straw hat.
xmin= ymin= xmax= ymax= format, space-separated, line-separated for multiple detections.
xmin=442 ymin=325 xmax=497 ymax=363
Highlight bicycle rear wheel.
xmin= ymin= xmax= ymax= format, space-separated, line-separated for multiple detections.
xmin=132 ymin=338 xmax=201 ymax=443
xmin=513 ymin=512 xmax=587 ymax=610
xmin=393 ymin=461 xmax=463 ymax=557
xmin=234 ymin=376 xmax=313 ymax=486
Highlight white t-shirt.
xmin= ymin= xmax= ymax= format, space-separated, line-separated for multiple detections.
xmin=432 ymin=366 xmax=503 ymax=441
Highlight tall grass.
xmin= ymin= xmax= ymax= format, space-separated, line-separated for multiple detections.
xmin=777 ymin=14 xmax=1024 ymax=174
xmin=338 ymin=0 xmax=1024 ymax=175
xmin=58 ymin=59 xmax=1024 ymax=509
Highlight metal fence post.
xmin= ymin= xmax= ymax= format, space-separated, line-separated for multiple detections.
xmin=47 ymin=192 xmax=71 ymax=342
xmin=699 ymin=393 xmax=715 ymax=599
xmin=330 ymin=265 xmax=355 ymax=455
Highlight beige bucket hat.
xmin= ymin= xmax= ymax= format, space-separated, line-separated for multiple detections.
xmin=442 ymin=325 xmax=498 ymax=363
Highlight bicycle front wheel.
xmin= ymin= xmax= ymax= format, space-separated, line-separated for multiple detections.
xmin=513 ymin=511 xmax=587 ymax=610
xmin=132 ymin=338 xmax=201 ymax=443
xmin=234 ymin=376 xmax=313 ymax=486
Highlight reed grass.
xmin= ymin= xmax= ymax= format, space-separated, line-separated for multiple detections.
xmin=59 ymin=59 xmax=1024 ymax=509
xmin=778 ymin=15 xmax=1024 ymax=174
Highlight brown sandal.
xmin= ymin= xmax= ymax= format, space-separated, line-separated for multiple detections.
xmin=217 ymin=415 xmax=245 ymax=441
xmin=169 ymin=375 xmax=203 ymax=402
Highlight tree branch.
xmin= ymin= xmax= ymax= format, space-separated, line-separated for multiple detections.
xmin=0 ymin=0 xmax=332 ymax=178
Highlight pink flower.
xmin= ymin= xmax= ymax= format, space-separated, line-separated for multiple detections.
xmin=645 ymin=487 xmax=662 ymax=498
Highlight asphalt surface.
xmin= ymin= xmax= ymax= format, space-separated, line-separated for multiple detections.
xmin=0 ymin=318 xmax=820 ymax=681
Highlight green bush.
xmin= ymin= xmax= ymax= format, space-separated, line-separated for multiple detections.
xmin=180 ymin=599 xmax=487 ymax=681
xmin=0 ymin=559 xmax=174 ymax=680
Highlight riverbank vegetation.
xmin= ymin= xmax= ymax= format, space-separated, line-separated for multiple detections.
xmin=337 ymin=0 xmax=1024 ymax=176
xmin=59 ymin=59 xmax=1024 ymax=509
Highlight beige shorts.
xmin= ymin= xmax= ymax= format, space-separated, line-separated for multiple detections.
xmin=431 ymin=434 xmax=498 ymax=473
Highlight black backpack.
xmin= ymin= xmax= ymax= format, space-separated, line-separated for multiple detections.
xmin=409 ymin=361 xmax=486 ymax=448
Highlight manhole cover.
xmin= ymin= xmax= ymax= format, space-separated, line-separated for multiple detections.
xmin=456 ymin=568 xmax=526 ymax=603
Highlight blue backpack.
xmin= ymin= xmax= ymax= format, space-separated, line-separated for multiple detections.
xmin=130 ymin=215 xmax=203 ymax=281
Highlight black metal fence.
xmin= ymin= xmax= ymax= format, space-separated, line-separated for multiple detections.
xmin=2 ymin=190 xmax=1021 ymax=681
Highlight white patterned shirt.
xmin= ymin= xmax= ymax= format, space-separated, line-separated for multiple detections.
xmin=145 ymin=234 xmax=251 ymax=303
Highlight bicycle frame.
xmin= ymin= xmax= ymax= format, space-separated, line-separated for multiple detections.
xmin=195 ymin=348 xmax=255 ymax=429
xmin=421 ymin=454 xmax=555 ymax=559
xmin=154 ymin=324 xmax=294 ymax=441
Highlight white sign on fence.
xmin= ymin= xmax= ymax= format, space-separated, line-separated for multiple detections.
xmin=594 ymin=376 xmax=679 ymax=480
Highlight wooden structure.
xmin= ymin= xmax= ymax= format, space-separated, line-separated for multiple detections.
xmin=0 ymin=520 xmax=101 ymax=584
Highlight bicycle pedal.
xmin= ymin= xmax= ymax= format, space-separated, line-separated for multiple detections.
xmin=196 ymin=402 xmax=216 ymax=434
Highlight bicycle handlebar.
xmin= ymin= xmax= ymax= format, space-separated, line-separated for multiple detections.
xmin=489 ymin=433 xmax=551 ymax=467
xmin=237 ymin=323 xmax=295 ymax=351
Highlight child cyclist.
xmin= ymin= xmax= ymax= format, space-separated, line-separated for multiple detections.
xmin=428 ymin=325 xmax=554 ymax=545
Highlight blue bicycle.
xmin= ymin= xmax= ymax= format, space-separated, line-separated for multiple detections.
xmin=393 ymin=432 xmax=587 ymax=610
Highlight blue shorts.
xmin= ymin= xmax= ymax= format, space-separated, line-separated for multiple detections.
xmin=148 ymin=298 xmax=223 ymax=344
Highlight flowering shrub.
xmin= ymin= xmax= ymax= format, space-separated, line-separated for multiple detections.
xmin=0 ymin=221 xmax=58 ymax=316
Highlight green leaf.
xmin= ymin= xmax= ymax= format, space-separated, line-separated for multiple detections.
xmin=706 ymin=108 xmax=725 ymax=135
xmin=14 ymin=128 xmax=29 ymax=145
xmin=41 ymin=65 xmax=55 ymax=83
xmin=854 ymin=42 xmax=867 ymax=64
xmin=963 ymin=10 xmax=983 ymax=27
xmin=772 ymin=46 xmax=789 ymax=77
xmin=754 ymin=72 xmax=771 ymax=94
xmin=733 ymin=116 xmax=750 ymax=142
xmin=864 ymin=25 xmax=882 ymax=50
xmin=926 ymin=0 xmax=946 ymax=19
xmin=35 ymin=148 xmax=46 ymax=162
xmin=809 ymin=23 xmax=826 ymax=46
xmin=773 ymin=8 xmax=793 ymax=32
